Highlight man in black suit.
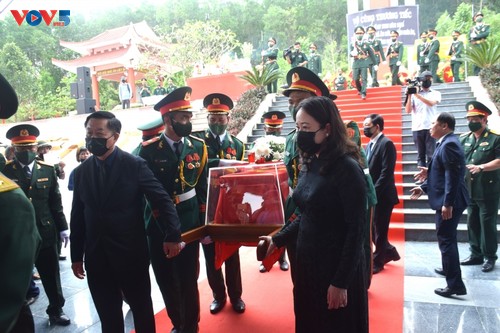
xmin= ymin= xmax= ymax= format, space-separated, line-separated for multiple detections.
xmin=70 ymin=111 xmax=184 ymax=333
xmin=363 ymin=114 xmax=400 ymax=274
xmin=410 ymin=112 xmax=469 ymax=297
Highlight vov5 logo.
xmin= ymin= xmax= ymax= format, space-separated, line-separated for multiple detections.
xmin=11 ymin=10 xmax=70 ymax=27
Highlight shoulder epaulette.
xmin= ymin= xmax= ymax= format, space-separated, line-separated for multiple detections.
xmin=231 ymin=135 xmax=243 ymax=145
xmin=142 ymin=136 xmax=161 ymax=147
xmin=489 ymin=128 xmax=499 ymax=135
xmin=189 ymin=135 xmax=205 ymax=143
xmin=37 ymin=160 xmax=54 ymax=168
xmin=0 ymin=173 xmax=19 ymax=193
xmin=5 ymin=160 xmax=14 ymax=165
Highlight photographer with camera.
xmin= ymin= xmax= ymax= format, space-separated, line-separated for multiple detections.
xmin=285 ymin=42 xmax=308 ymax=68
xmin=405 ymin=71 xmax=442 ymax=173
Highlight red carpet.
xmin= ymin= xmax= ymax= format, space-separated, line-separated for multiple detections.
xmin=146 ymin=227 xmax=404 ymax=333
xmin=138 ymin=86 xmax=406 ymax=332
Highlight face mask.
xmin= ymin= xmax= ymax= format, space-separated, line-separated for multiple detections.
xmin=422 ymin=79 xmax=432 ymax=88
xmin=452 ymin=37 xmax=458 ymax=41
xmin=363 ymin=127 xmax=374 ymax=138
xmin=368 ymin=33 xmax=375 ymax=38
xmin=209 ymin=123 xmax=227 ymax=136
xmin=428 ymin=35 xmax=434 ymax=40
xmin=15 ymin=151 xmax=37 ymax=165
xmin=421 ymin=38 xmax=427 ymax=42
xmin=170 ymin=117 xmax=192 ymax=137
xmin=476 ymin=17 xmax=483 ymax=23
xmin=86 ymin=136 xmax=111 ymax=157
xmin=297 ymin=129 xmax=323 ymax=155
xmin=391 ymin=38 xmax=397 ymax=42
xmin=356 ymin=35 xmax=363 ymax=41
xmin=268 ymin=42 xmax=273 ymax=48
xmin=468 ymin=121 xmax=482 ymax=132
xmin=310 ymin=49 xmax=316 ymax=53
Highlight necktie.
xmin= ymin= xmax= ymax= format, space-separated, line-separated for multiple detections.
xmin=174 ymin=141 xmax=182 ymax=158
xmin=366 ymin=142 xmax=373 ymax=160
xmin=24 ymin=165 xmax=32 ymax=179
xmin=214 ymin=135 xmax=221 ymax=152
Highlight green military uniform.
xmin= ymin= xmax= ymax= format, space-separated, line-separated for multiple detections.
xmin=262 ymin=44 xmax=279 ymax=64
xmin=153 ymin=85 xmax=167 ymax=96
xmin=417 ymin=33 xmax=430 ymax=74
xmin=0 ymin=73 xmax=40 ymax=333
xmin=449 ymin=34 xmax=464 ymax=82
xmin=193 ymin=93 xmax=246 ymax=313
xmin=282 ymin=67 xmax=331 ymax=281
xmin=334 ymin=73 xmax=347 ymax=91
xmin=131 ymin=117 xmax=165 ymax=155
xmin=351 ymin=26 xmax=376 ymax=98
xmin=366 ymin=26 xmax=385 ymax=87
xmin=386 ymin=31 xmax=404 ymax=86
xmin=265 ymin=59 xmax=280 ymax=93
xmin=138 ymin=86 xmax=207 ymax=333
xmin=288 ymin=47 xmax=308 ymax=68
xmin=3 ymin=124 xmax=69 ymax=321
xmin=166 ymin=83 xmax=177 ymax=94
xmin=459 ymin=101 xmax=500 ymax=268
xmin=425 ymin=31 xmax=441 ymax=83
xmin=469 ymin=13 xmax=490 ymax=75
xmin=307 ymin=51 xmax=322 ymax=76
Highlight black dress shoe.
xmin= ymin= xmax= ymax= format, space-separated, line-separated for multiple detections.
xmin=209 ymin=299 xmax=226 ymax=314
xmin=49 ymin=313 xmax=71 ymax=326
xmin=279 ymin=260 xmax=289 ymax=271
xmin=231 ymin=299 xmax=245 ymax=314
xmin=259 ymin=264 xmax=267 ymax=273
xmin=384 ymin=250 xmax=401 ymax=264
xmin=434 ymin=286 xmax=467 ymax=297
xmin=434 ymin=267 xmax=446 ymax=276
xmin=460 ymin=256 xmax=483 ymax=265
xmin=373 ymin=265 xmax=384 ymax=274
xmin=482 ymin=259 xmax=495 ymax=272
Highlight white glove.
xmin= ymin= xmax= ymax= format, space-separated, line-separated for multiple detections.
xmin=261 ymin=50 xmax=266 ymax=56
xmin=350 ymin=50 xmax=358 ymax=57
xmin=60 ymin=230 xmax=70 ymax=248
xmin=470 ymin=32 xmax=477 ymax=38
xmin=424 ymin=58 xmax=430 ymax=64
xmin=200 ymin=235 xmax=213 ymax=245
xmin=373 ymin=65 xmax=379 ymax=71
xmin=451 ymin=55 xmax=456 ymax=61
xmin=416 ymin=65 xmax=420 ymax=70
xmin=419 ymin=52 xmax=424 ymax=57
xmin=396 ymin=61 xmax=401 ymax=66
xmin=382 ymin=61 xmax=387 ymax=65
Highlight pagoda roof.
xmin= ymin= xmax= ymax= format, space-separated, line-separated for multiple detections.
xmin=59 ymin=21 xmax=163 ymax=55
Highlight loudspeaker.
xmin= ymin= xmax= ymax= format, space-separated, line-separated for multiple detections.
xmin=70 ymin=83 xmax=78 ymax=99
xmin=76 ymin=66 xmax=91 ymax=84
xmin=76 ymin=98 xmax=96 ymax=115
xmin=78 ymin=82 xmax=92 ymax=99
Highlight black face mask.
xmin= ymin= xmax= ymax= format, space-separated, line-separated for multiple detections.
xmin=363 ymin=127 xmax=374 ymax=138
xmin=15 ymin=151 xmax=37 ymax=165
xmin=86 ymin=136 xmax=112 ymax=157
xmin=297 ymin=129 xmax=323 ymax=155
xmin=170 ymin=117 xmax=192 ymax=137
xmin=422 ymin=79 xmax=432 ymax=88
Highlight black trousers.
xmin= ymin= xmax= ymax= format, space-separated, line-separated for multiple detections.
xmin=202 ymin=243 xmax=242 ymax=302
xmin=412 ymin=130 xmax=436 ymax=167
xmin=435 ymin=206 xmax=466 ymax=290
xmin=372 ymin=200 xmax=397 ymax=267
xmin=35 ymin=244 xmax=65 ymax=316
xmin=9 ymin=302 xmax=34 ymax=333
xmin=86 ymin=253 xmax=155 ymax=333
xmin=149 ymin=233 xmax=200 ymax=333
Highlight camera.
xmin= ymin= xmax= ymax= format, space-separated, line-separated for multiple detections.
xmin=282 ymin=45 xmax=293 ymax=59
xmin=405 ymin=77 xmax=422 ymax=95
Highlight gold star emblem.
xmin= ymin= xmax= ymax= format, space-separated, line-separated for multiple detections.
xmin=184 ymin=92 xmax=191 ymax=101
xmin=292 ymin=73 xmax=300 ymax=82
xmin=20 ymin=129 xmax=29 ymax=136
xmin=212 ymin=98 xmax=220 ymax=105
xmin=468 ymin=104 xmax=474 ymax=111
